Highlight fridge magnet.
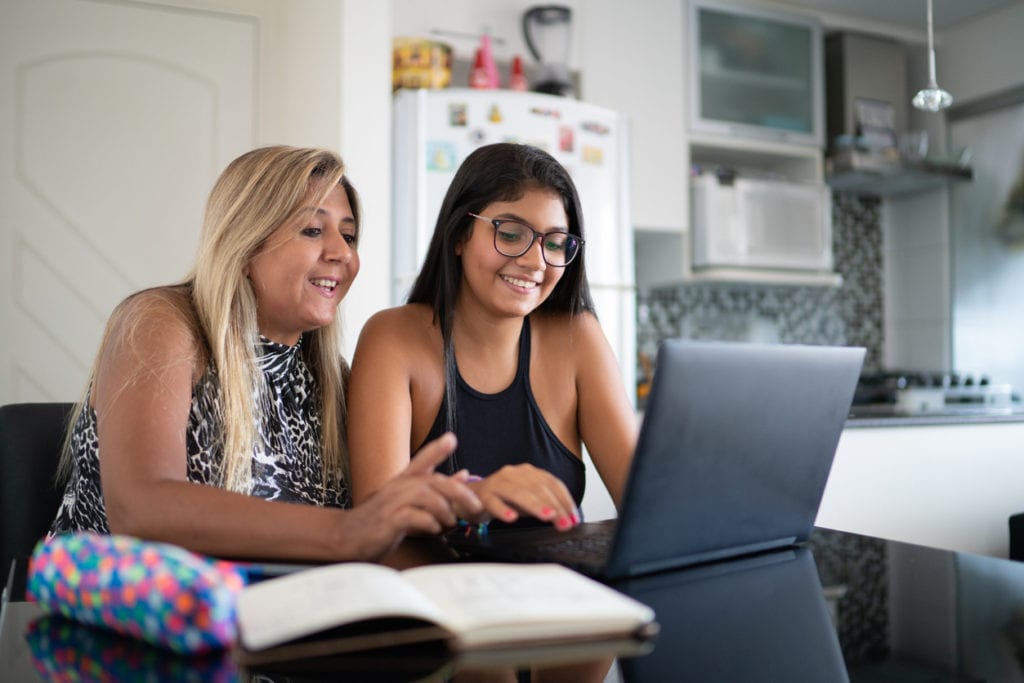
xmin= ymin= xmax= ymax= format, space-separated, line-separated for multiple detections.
xmin=582 ymin=145 xmax=604 ymax=165
xmin=468 ymin=128 xmax=486 ymax=145
xmin=581 ymin=121 xmax=610 ymax=136
xmin=488 ymin=103 xmax=504 ymax=123
xmin=426 ymin=141 xmax=457 ymax=172
xmin=529 ymin=106 xmax=561 ymax=119
xmin=558 ymin=126 xmax=574 ymax=152
xmin=448 ymin=103 xmax=468 ymax=127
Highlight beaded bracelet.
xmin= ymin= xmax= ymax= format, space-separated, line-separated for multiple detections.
xmin=459 ymin=474 xmax=487 ymax=534
xmin=457 ymin=518 xmax=489 ymax=537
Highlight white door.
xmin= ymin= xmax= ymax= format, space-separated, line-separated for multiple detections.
xmin=0 ymin=0 xmax=257 ymax=403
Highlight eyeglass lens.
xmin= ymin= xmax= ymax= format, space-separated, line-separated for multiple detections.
xmin=493 ymin=220 xmax=580 ymax=266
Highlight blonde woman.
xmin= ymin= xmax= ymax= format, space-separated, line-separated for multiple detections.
xmin=50 ymin=146 xmax=480 ymax=561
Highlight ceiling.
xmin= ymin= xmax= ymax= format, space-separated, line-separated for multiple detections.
xmin=776 ymin=0 xmax=1021 ymax=30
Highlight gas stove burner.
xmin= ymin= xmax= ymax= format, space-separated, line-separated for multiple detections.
xmin=853 ymin=369 xmax=1017 ymax=415
xmin=857 ymin=370 xmax=988 ymax=390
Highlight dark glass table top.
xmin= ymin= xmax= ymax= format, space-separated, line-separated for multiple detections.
xmin=3 ymin=528 xmax=1023 ymax=682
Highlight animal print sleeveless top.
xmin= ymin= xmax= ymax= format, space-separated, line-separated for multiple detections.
xmin=50 ymin=336 xmax=349 ymax=535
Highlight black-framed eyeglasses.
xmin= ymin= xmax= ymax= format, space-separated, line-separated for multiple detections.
xmin=468 ymin=213 xmax=584 ymax=267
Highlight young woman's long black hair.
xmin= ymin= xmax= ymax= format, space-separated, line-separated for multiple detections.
xmin=407 ymin=142 xmax=595 ymax=437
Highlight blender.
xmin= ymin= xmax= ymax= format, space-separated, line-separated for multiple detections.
xmin=522 ymin=5 xmax=574 ymax=96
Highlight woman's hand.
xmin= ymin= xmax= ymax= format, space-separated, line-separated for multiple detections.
xmin=462 ymin=464 xmax=581 ymax=531
xmin=342 ymin=433 xmax=482 ymax=559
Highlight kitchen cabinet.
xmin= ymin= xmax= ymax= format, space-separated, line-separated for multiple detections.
xmin=819 ymin=420 xmax=1024 ymax=559
xmin=688 ymin=0 xmax=824 ymax=148
xmin=823 ymin=31 xmax=974 ymax=198
xmin=681 ymin=1 xmax=836 ymax=286
xmin=585 ymin=0 xmax=836 ymax=287
xmin=825 ymin=32 xmax=908 ymax=152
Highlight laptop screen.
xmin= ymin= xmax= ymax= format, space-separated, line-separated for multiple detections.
xmin=604 ymin=340 xmax=864 ymax=578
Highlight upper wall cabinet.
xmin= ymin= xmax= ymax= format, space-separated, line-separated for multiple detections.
xmin=689 ymin=0 xmax=824 ymax=149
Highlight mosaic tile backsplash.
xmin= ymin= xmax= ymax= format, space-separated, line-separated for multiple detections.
xmin=637 ymin=193 xmax=884 ymax=384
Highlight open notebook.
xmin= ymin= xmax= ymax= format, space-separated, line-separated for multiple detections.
xmin=446 ymin=339 xmax=864 ymax=581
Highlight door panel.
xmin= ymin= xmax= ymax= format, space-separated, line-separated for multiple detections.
xmin=1 ymin=0 xmax=257 ymax=402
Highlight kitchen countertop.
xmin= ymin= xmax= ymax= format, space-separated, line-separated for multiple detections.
xmin=845 ymin=404 xmax=1024 ymax=428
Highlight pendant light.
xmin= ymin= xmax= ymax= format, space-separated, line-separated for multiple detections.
xmin=912 ymin=0 xmax=953 ymax=112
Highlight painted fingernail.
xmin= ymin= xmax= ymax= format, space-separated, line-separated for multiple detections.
xmin=556 ymin=517 xmax=572 ymax=530
xmin=571 ymin=512 xmax=580 ymax=525
xmin=503 ymin=509 xmax=517 ymax=522
xmin=540 ymin=506 xmax=555 ymax=518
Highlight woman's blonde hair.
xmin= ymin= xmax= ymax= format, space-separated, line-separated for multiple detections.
xmin=59 ymin=145 xmax=357 ymax=495
xmin=192 ymin=145 xmax=357 ymax=492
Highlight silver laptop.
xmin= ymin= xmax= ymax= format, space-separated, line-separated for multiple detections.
xmin=445 ymin=339 xmax=865 ymax=581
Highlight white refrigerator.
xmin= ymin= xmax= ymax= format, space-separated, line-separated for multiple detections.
xmin=392 ymin=88 xmax=635 ymax=520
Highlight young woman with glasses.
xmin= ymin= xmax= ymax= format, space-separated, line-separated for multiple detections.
xmin=348 ymin=143 xmax=637 ymax=533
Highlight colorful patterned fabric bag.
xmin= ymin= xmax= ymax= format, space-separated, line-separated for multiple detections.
xmin=26 ymin=532 xmax=246 ymax=654
xmin=25 ymin=614 xmax=238 ymax=683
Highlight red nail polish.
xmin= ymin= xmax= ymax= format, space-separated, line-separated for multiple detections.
xmin=540 ymin=507 xmax=554 ymax=518
xmin=503 ymin=509 xmax=517 ymax=521
xmin=556 ymin=517 xmax=571 ymax=530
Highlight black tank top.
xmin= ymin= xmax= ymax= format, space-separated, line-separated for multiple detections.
xmin=422 ymin=317 xmax=585 ymax=527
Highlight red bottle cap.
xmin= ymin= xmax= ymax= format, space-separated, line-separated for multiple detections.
xmin=508 ymin=55 xmax=527 ymax=91
xmin=470 ymin=48 xmax=490 ymax=89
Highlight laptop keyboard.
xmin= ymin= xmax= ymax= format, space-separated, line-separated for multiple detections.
xmin=532 ymin=534 xmax=611 ymax=561
xmin=487 ymin=533 xmax=612 ymax=573
xmin=445 ymin=520 xmax=617 ymax=578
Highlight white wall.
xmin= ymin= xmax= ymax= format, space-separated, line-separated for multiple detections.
xmin=576 ymin=0 xmax=688 ymax=232
xmin=938 ymin=2 xmax=1024 ymax=106
xmin=237 ymin=0 xmax=394 ymax=359
xmin=882 ymin=190 xmax=952 ymax=371
xmin=391 ymin=0 xmax=582 ymax=67
xmin=949 ymin=102 xmax=1024 ymax=393
xmin=337 ymin=2 xmax=393 ymax=359
xmin=881 ymin=1 xmax=1024 ymax=372
xmin=259 ymin=1 xmax=340 ymax=147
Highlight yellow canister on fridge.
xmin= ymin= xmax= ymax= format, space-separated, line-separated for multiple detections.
xmin=392 ymin=38 xmax=452 ymax=91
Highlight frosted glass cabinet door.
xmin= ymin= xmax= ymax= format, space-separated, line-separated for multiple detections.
xmin=689 ymin=1 xmax=823 ymax=147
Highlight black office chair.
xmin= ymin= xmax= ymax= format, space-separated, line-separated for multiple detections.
xmin=0 ymin=402 xmax=75 ymax=583
xmin=1010 ymin=514 xmax=1024 ymax=561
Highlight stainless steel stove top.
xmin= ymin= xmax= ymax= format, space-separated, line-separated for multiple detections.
xmin=852 ymin=371 xmax=1019 ymax=416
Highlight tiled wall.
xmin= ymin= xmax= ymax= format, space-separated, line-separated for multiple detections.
xmin=637 ymin=193 xmax=884 ymax=384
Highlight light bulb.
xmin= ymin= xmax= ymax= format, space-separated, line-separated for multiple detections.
xmin=913 ymin=86 xmax=953 ymax=112
xmin=912 ymin=0 xmax=953 ymax=113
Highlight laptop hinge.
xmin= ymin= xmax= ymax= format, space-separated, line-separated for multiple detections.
xmin=619 ymin=536 xmax=798 ymax=578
